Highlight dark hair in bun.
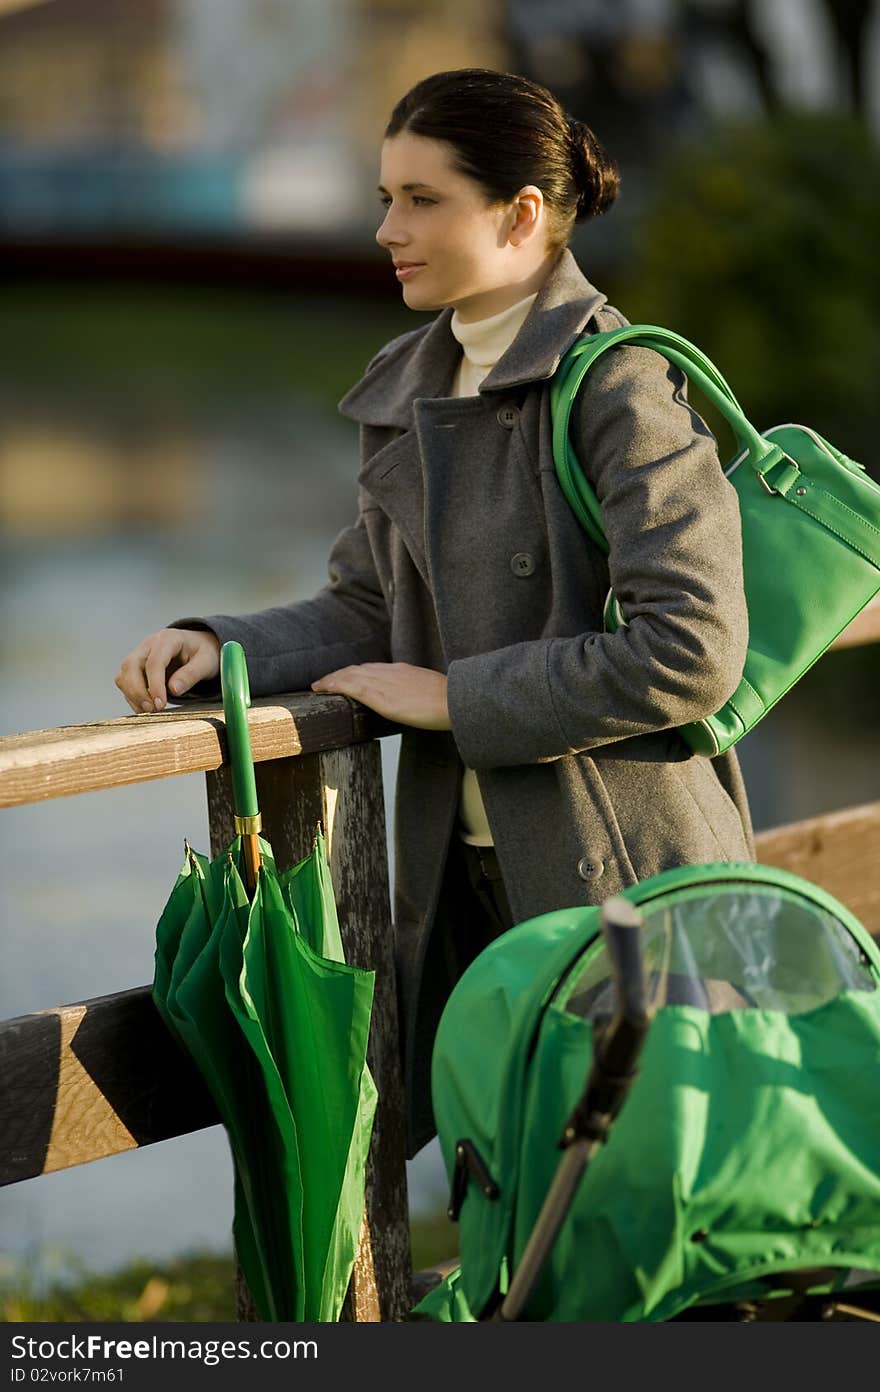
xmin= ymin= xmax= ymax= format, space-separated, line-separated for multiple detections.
xmin=384 ymin=68 xmax=620 ymax=254
xmin=565 ymin=114 xmax=620 ymax=221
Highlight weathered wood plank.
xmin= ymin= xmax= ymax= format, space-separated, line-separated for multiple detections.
xmin=755 ymin=798 xmax=880 ymax=938
xmin=317 ymin=745 xmax=411 ymax=1324
xmin=0 ymin=987 xmax=220 ymax=1185
xmin=206 ymin=746 xmax=410 ymax=1323
xmin=0 ymin=696 xmax=399 ymax=809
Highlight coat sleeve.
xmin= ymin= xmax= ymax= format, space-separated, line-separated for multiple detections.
xmin=445 ymin=345 xmax=748 ymax=768
xmin=167 ymin=500 xmax=391 ymax=699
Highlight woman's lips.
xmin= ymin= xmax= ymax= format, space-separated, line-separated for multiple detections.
xmin=395 ymin=263 xmax=425 ymax=280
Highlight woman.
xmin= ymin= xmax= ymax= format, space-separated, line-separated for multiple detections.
xmin=115 ymin=69 xmax=755 ymax=1159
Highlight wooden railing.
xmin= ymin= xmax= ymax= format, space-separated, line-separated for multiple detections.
xmin=3 ymin=595 xmax=880 ymax=1321
xmin=0 ymin=695 xmax=411 ymax=1321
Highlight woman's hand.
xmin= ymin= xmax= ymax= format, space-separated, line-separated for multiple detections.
xmin=311 ymin=662 xmax=451 ymax=731
xmin=115 ymin=628 xmax=222 ymax=713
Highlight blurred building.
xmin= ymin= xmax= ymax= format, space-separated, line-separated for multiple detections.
xmin=0 ymin=0 xmax=362 ymax=235
xmin=508 ymin=1 xmax=880 ymax=164
xmin=0 ymin=0 xmax=509 ymax=240
xmin=0 ymin=0 xmax=876 ymax=245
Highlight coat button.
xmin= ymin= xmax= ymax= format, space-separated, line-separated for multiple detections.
xmin=497 ymin=404 xmax=520 ymax=429
xmin=510 ymin=552 xmax=535 ymax=577
xmin=577 ymin=857 xmax=604 ymax=881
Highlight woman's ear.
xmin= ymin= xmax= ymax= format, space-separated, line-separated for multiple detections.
xmin=507 ymin=186 xmax=544 ymax=247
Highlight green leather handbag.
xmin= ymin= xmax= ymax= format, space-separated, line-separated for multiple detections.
xmin=550 ymin=324 xmax=880 ymax=757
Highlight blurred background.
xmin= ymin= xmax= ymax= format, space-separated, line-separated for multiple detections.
xmin=2 ymin=0 xmax=880 ymax=1319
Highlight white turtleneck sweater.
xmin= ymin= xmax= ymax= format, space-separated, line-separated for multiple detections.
xmin=447 ymin=290 xmax=539 ymax=846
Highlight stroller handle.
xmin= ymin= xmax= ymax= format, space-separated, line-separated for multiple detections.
xmin=603 ymin=896 xmax=649 ymax=1028
xmin=561 ymin=897 xmax=651 ymax=1146
xmin=494 ymin=896 xmax=652 ymax=1321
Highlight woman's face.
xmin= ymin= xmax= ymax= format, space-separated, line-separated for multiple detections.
xmin=376 ymin=131 xmax=547 ymax=322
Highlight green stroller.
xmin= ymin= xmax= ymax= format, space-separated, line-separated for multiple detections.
xmin=412 ymin=861 xmax=880 ymax=1322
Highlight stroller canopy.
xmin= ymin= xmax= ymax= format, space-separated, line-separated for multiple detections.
xmin=426 ymin=861 xmax=880 ymax=1322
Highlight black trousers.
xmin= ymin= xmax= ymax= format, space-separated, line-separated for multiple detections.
xmin=405 ymin=833 xmax=517 ymax=1156
xmin=440 ymin=835 xmax=516 ymax=984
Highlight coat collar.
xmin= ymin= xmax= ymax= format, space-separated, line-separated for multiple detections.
xmin=336 ymin=246 xmax=608 ymax=429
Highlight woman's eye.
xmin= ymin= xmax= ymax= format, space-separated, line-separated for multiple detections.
xmin=378 ymin=196 xmax=434 ymax=209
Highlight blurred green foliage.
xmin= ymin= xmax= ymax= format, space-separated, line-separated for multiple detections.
xmin=611 ymin=113 xmax=880 ymax=465
xmin=0 ymin=1251 xmax=236 ymax=1323
xmin=410 ymin=1212 xmax=458 ymax=1274
xmin=0 ymin=1215 xmax=457 ymax=1322
xmin=0 ymin=284 xmax=420 ymax=418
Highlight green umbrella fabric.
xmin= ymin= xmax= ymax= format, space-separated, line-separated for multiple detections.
xmin=153 ymin=825 xmax=377 ymax=1322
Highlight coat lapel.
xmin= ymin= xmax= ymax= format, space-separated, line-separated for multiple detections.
xmin=338 ymin=307 xmax=459 ymax=431
xmin=340 ymin=247 xmax=609 ymax=596
xmin=336 ymin=247 xmax=609 ymax=429
xmin=356 ymin=428 xmax=432 ymax=589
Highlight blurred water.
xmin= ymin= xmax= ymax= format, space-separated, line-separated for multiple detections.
xmin=2 ymin=412 xmax=879 ymax=1289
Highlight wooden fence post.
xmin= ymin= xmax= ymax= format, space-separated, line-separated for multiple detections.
xmin=205 ymin=741 xmax=412 ymax=1323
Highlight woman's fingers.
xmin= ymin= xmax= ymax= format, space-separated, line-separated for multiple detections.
xmin=144 ymin=642 xmax=175 ymax=710
xmin=165 ymin=637 xmax=222 ymax=700
xmin=310 ymin=662 xmax=451 ymax=730
xmin=311 ymin=666 xmax=358 ymax=694
xmin=115 ymin=637 xmax=158 ymax=713
xmin=115 ymin=629 xmax=221 ymax=713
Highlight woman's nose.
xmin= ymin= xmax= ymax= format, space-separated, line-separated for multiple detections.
xmin=376 ymin=210 xmax=406 ymax=250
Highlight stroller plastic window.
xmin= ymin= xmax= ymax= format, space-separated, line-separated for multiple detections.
xmin=559 ymin=883 xmax=877 ymax=1020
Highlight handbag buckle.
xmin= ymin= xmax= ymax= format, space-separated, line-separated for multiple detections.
xmin=757 ymin=445 xmax=799 ymax=496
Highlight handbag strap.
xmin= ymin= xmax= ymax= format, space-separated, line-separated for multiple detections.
xmin=550 ymin=324 xmax=792 ymax=554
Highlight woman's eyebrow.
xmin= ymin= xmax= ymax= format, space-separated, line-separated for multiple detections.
xmin=376 ymin=182 xmax=440 ymax=194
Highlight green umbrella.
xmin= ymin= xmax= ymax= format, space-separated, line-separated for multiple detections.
xmin=152 ymin=641 xmax=377 ymax=1322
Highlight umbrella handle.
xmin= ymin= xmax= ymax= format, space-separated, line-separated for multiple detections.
xmin=220 ymin=641 xmax=262 ymax=890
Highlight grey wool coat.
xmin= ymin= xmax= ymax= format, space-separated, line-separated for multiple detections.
xmin=171 ymin=246 xmax=756 ymax=1157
